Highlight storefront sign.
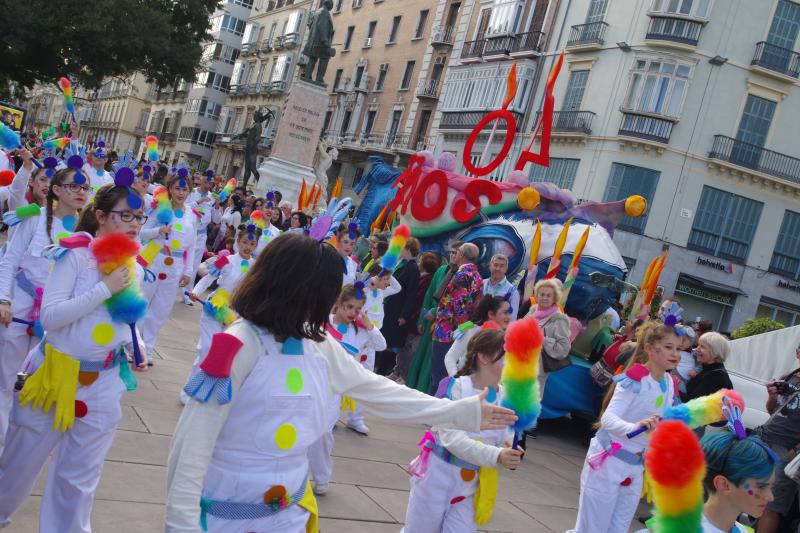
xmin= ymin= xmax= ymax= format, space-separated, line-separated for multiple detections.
xmin=778 ymin=279 xmax=800 ymax=294
xmin=676 ymin=281 xmax=735 ymax=306
xmin=696 ymin=256 xmax=733 ymax=274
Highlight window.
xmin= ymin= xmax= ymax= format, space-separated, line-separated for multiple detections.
xmin=585 ymin=0 xmax=608 ymax=22
xmin=651 ymin=0 xmax=713 ymax=18
xmin=757 ymin=299 xmax=800 ymax=327
xmin=732 ymin=95 xmax=776 ymax=167
xmin=363 ymin=109 xmax=376 ymax=134
xmin=414 ymin=10 xmax=429 ymax=39
xmin=767 ymin=0 xmax=800 ymax=50
xmin=603 ymin=163 xmax=660 ymax=234
xmin=334 ymin=0 xmax=343 ymax=12
xmin=562 ymin=70 xmax=589 ymax=111
xmin=529 ymin=158 xmax=580 ymax=190
xmin=271 ymin=54 xmax=293 ymax=82
xmin=375 ymin=64 xmax=388 ymax=91
xmin=400 ymin=60 xmax=415 ymax=89
xmin=230 ymin=0 xmax=254 ymax=7
xmin=243 ymin=23 xmax=259 ymax=44
xmin=687 ymin=186 xmax=763 ymax=264
xmin=770 ymin=210 xmax=800 ymax=279
xmin=286 ymin=11 xmax=303 ymax=34
xmin=136 ymin=110 xmax=149 ymax=130
xmin=352 ymin=0 xmax=363 ymax=8
xmin=232 ymin=61 xmax=248 ymax=86
xmin=333 ymin=69 xmax=344 ymax=91
xmin=388 ymin=16 xmax=401 ymax=43
xmin=367 ymin=20 xmax=377 ymax=39
xmin=344 ymin=26 xmax=355 ymax=50
xmin=623 ymin=57 xmax=692 ymax=117
xmin=219 ymin=14 xmax=246 ymax=36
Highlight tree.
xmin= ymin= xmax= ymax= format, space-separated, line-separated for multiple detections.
xmin=0 ymin=0 xmax=219 ymax=98
xmin=730 ymin=317 xmax=785 ymax=340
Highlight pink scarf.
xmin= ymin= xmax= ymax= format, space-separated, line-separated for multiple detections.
xmin=532 ymin=305 xmax=558 ymax=322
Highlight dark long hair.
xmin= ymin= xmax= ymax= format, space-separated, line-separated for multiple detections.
xmin=231 ymin=233 xmax=344 ymax=341
xmin=46 ymin=168 xmax=78 ymax=244
xmin=75 ymin=183 xmax=142 ymax=235
xmin=455 ymin=328 xmax=505 ymax=377
xmin=470 ymin=294 xmax=507 ymax=324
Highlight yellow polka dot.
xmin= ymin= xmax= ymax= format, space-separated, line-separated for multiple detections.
xmin=91 ymin=323 xmax=114 ymax=346
xmin=286 ymin=368 xmax=303 ymax=394
xmin=170 ymin=239 xmax=181 ymax=250
xmin=274 ymin=423 xmax=297 ymax=450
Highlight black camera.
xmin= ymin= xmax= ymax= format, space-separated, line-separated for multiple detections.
xmin=774 ymin=380 xmax=799 ymax=396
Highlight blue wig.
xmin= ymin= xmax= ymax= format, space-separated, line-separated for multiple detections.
xmin=701 ymin=432 xmax=777 ymax=491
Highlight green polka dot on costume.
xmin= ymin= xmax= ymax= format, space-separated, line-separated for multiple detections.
xmin=56 ymin=231 xmax=71 ymax=244
xmin=274 ymin=423 xmax=297 ymax=450
xmin=174 ymin=223 xmax=184 ymax=232
xmin=286 ymin=368 xmax=304 ymax=394
xmin=655 ymin=394 xmax=664 ymax=408
xmin=170 ymin=239 xmax=181 ymax=250
xmin=373 ymin=305 xmax=379 ymax=313
xmin=91 ymin=323 xmax=114 ymax=345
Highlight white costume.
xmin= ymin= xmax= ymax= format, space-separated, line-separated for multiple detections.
xmin=341 ymin=255 xmax=359 ymax=285
xmin=166 ymin=321 xmax=484 ymax=532
xmin=569 ymin=364 xmax=676 ymax=533
xmin=0 ymin=210 xmax=68 ymax=453
xmin=213 ymin=207 xmax=241 ymax=250
xmin=186 ymin=189 xmax=215 ymax=281
xmin=364 ymin=276 xmax=401 ymax=329
xmin=482 ymin=277 xmax=520 ymax=319
xmin=254 ymin=223 xmax=281 ymax=255
xmin=444 ymin=322 xmax=480 ymax=377
xmin=82 ymin=164 xmax=114 ymax=201
xmin=0 ymin=235 xmax=143 ymax=532
xmin=138 ymin=206 xmax=196 ymax=355
xmin=403 ymin=376 xmax=509 ymax=533
xmin=0 ymin=164 xmax=33 ymax=261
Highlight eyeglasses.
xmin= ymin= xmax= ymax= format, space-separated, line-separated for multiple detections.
xmin=61 ymin=183 xmax=92 ymax=194
xmin=108 ymin=210 xmax=149 ymax=225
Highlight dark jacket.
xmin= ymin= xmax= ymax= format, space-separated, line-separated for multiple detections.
xmin=381 ymin=258 xmax=420 ymax=349
xmin=683 ymin=361 xmax=733 ymax=403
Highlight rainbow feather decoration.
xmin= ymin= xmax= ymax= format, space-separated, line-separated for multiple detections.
xmin=42 ymin=137 xmax=71 ymax=151
xmin=145 ymin=135 xmax=159 ymax=162
xmin=627 ymin=388 xmax=744 ymax=438
xmin=380 ymin=224 xmax=410 ymax=274
xmin=644 ymin=420 xmax=705 ymax=533
xmin=91 ymin=233 xmax=149 ymax=367
xmin=500 ymin=316 xmax=544 ymax=447
xmin=58 ymin=77 xmax=76 ymax=122
xmin=219 ymin=178 xmax=236 ymax=203
xmin=249 ymin=209 xmax=266 ymax=229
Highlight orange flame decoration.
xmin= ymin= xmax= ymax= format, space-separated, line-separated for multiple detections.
xmin=298 ymin=178 xmax=308 ymax=210
xmin=502 ymin=63 xmax=518 ymax=110
xmin=545 ymin=217 xmax=572 ymax=279
xmin=630 ymin=250 xmax=669 ymax=319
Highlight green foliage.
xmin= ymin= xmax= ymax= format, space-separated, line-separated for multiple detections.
xmin=0 ymin=0 xmax=219 ymax=97
xmin=730 ymin=317 xmax=785 ymax=340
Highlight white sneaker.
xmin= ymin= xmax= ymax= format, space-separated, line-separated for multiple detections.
xmin=179 ymin=390 xmax=190 ymax=406
xmin=347 ymin=421 xmax=369 ymax=435
xmin=313 ymin=483 xmax=329 ymax=495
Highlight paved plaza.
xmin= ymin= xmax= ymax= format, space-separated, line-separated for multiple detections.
xmin=5 ymin=300 xmax=649 ymax=532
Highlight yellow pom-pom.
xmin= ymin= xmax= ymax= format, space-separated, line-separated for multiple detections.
xmin=625 ymin=195 xmax=647 ymax=217
xmin=517 ymin=187 xmax=540 ymax=211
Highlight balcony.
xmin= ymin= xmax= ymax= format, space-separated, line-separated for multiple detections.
xmin=511 ymin=31 xmax=544 ymax=56
xmin=161 ymin=132 xmax=177 ymax=143
xmin=334 ymin=77 xmax=350 ymax=93
xmin=709 ymin=135 xmax=800 ymax=186
xmin=392 ymin=133 xmax=435 ymax=152
xmin=134 ymin=126 xmax=145 ymax=136
xmin=240 ymin=42 xmax=257 ymax=56
xmin=618 ymin=111 xmax=675 ymax=144
xmin=430 ymin=26 xmax=455 ymax=47
xmin=270 ymin=80 xmax=288 ymax=93
xmin=645 ymin=14 xmax=704 ymax=47
xmin=416 ymin=79 xmax=441 ymax=99
xmin=350 ymin=75 xmax=371 ymax=92
xmin=283 ymin=33 xmax=300 ymax=48
xmin=460 ymin=39 xmax=485 ymax=62
xmin=535 ymin=110 xmax=595 ymax=136
xmin=440 ymin=109 xmax=523 ymax=131
xmin=751 ymin=41 xmax=800 ymax=80
xmin=484 ymin=35 xmax=515 ymax=58
xmin=566 ymin=21 xmax=608 ymax=50
xmin=260 ymin=39 xmax=273 ymax=52
xmin=273 ymin=36 xmax=285 ymax=49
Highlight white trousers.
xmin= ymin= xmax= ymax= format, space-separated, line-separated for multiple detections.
xmin=347 ymin=351 xmax=374 ymax=427
xmin=140 ymin=265 xmax=182 ymax=355
xmin=402 ymin=454 xmax=478 ymax=533
xmin=0 ymin=372 xmax=124 ymax=533
xmin=188 ymin=230 xmax=207 ymax=282
xmin=0 ymin=287 xmax=37 ymax=455
xmin=308 ymin=394 xmax=341 ymax=487
xmin=568 ymin=438 xmax=644 ymax=533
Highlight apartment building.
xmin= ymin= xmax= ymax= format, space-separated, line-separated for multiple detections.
xmin=517 ymin=0 xmax=800 ymax=331
xmin=79 ymin=74 xmax=152 ymax=154
xmin=24 ymin=84 xmax=65 ymax=134
xmin=320 ymin=0 xmax=464 ymax=192
xmin=211 ymin=0 xmax=312 ymax=177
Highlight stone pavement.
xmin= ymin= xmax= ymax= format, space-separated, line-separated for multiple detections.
xmin=5 ymin=300 xmax=649 ymax=533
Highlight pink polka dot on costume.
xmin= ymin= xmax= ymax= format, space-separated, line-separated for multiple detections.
xmin=74 ymin=400 xmax=88 ymax=418
xmin=170 ymin=239 xmax=181 ymax=250
xmin=274 ymin=423 xmax=297 ymax=450
xmin=158 ymin=273 xmax=167 ymax=280
xmin=359 ymin=355 xmax=367 ymax=362
xmin=655 ymin=395 xmax=664 ymax=408
xmin=91 ymin=323 xmax=114 ymax=345
xmin=450 ymin=496 xmax=466 ymax=505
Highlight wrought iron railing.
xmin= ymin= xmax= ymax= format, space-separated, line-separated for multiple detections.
xmin=511 ymin=31 xmax=545 ymax=54
xmin=439 ymin=110 xmax=523 ymax=130
xmin=645 ymin=15 xmax=703 ymax=45
xmin=566 ymin=21 xmax=608 ymax=48
xmin=618 ymin=111 xmax=674 ymax=143
xmin=416 ymin=79 xmax=440 ymax=99
xmin=535 ymin=110 xmax=596 ymax=134
xmin=751 ymin=41 xmax=800 ymax=78
xmin=484 ymin=35 xmax=515 ymax=57
xmin=461 ymin=39 xmax=486 ymax=60
xmin=709 ymin=134 xmax=800 ymax=185
xmin=431 ymin=26 xmax=455 ymax=46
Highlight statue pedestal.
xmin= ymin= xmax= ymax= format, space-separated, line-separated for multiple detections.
xmin=254 ymin=79 xmax=328 ymax=204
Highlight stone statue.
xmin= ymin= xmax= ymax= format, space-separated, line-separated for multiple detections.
xmin=232 ymin=108 xmax=273 ymax=190
xmin=302 ymin=0 xmax=336 ymax=86
xmin=313 ymin=138 xmax=338 ymax=195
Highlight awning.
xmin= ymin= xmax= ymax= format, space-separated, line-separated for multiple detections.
xmin=678 ymin=274 xmax=747 ymax=296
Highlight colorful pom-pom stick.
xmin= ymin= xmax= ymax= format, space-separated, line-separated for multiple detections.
xmin=500 ymin=316 xmax=544 ymax=449
xmin=644 ymin=420 xmax=705 ymax=533
xmin=0 ymin=123 xmax=42 ymax=168
xmin=145 ymin=135 xmax=159 ymax=162
xmin=42 ymin=137 xmax=71 ymax=151
xmin=58 ymin=77 xmax=76 ymax=122
xmin=379 ymin=224 xmax=410 ymax=274
xmin=91 ymin=233 xmax=149 ymax=367
xmin=219 ymin=178 xmax=236 ymax=204
xmin=627 ymin=388 xmax=744 ymax=439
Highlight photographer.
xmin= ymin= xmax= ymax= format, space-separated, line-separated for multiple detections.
xmin=755 ymin=344 xmax=800 ymax=533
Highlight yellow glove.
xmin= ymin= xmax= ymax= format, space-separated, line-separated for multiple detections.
xmin=473 ymin=466 xmax=499 ymax=525
xmin=19 ymin=344 xmax=59 ymax=412
xmin=340 ymin=396 xmax=357 ymax=413
xmin=52 ymin=351 xmax=80 ymax=432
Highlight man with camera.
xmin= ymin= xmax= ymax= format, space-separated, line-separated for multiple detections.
xmin=756 ymin=344 xmax=800 ymax=533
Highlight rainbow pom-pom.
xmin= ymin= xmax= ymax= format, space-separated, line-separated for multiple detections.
xmin=59 ymin=77 xmax=75 ymax=114
xmin=663 ymin=389 xmax=743 ymax=429
xmin=219 ymin=178 xmax=236 ymax=203
xmin=153 ymin=186 xmax=173 ymax=226
xmin=380 ymin=224 xmax=410 ymax=273
xmin=42 ymin=137 xmax=71 ymax=151
xmin=645 ymin=420 xmax=705 ymax=533
xmin=501 ymin=317 xmax=544 ymax=433
xmin=91 ymin=233 xmax=148 ymax=325
xmin=250 ymin=209 xmax=266 ymax=229
xmin=145 ymin=135 xmax=159 ymax=162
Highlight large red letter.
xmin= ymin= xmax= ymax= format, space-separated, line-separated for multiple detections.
xmin=410 ymin=169 xmax=448 ymax=222
xmin=452 ymin=179 xmax=502 ymax=223
xmin=462 ymin=110 xmax=516 ymax=177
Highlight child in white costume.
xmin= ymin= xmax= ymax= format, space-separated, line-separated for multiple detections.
xmin=183 ymin=173 xmax=217 ymax=302
xmin=0 ymin=183 xmax=149 ymax=532
xmin=335 ymin=222 xmax=360 ymax=285
xmin=403 ymin=328 xmax=522 ymax=533
xmin=138 ymin=174 xmax=196 ymax=358
xmin=166 ymin=233 xmax=518 ymax=533
xmin=363 ymin=264 xmax=401 ymax=330
xmin=569 ymin=321 xmax=681 ymax=533
xmin=0 ymin=165 xmax=85 ymax=454
xmin=253 ymin=200 xmax=282 ymax=255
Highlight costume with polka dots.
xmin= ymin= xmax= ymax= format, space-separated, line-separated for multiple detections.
xmin=363 ymin=275 xmax=401 ymax=330
xmin=402 ymin=376 xmax=510 ymax=533
xmin=0 ymin=234 xmax=144 ymax=532
xmin=0 ymin=209 xmax=69 ymax=455
xmin=254 ymin=223 xmax=281 ymax=256
xmin=186 ymin=189 xmax=217 ymax=284
xmin=137 ymin=205 xmax=196 ymax=355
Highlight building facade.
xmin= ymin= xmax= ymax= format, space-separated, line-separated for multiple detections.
xmin=211 ymin=0 xmax=312 ymax=178
xmin=79 ymin=74 xmax=152 ymax=154
xmin=24 ymin=84 xmax=65 ymax=134
xmin=517 ymin=0 xmax=800 ymax=331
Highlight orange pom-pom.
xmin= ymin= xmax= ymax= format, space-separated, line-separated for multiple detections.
xmin=0 ymin=169 xmax=14 ymax=186
xmin=504 ymin=316 xmax=543 ymax=356
xmin=645 ymin=420 xmax=705 ymax=486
